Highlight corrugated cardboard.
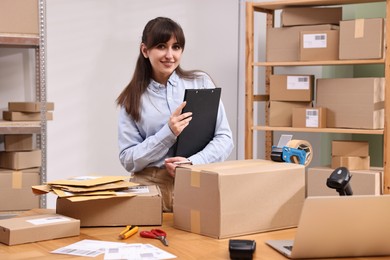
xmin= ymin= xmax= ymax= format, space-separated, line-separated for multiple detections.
xmin=56 ymin=185 xmax=162 ymax=227
xmin=281 ymin=7 xmax=342 ymax=27
xmin=300 ymin=30 xmax=339 ymax=61
xmin=316 ymin=77 xmax=384 ymax=129
xmin=332 ymin=140 xmax=369 ymax=157
xmin=4 ymin=134 xmax=34 ymax=152
xmin=2 ymin=111 xmax=53 ymax=121
xmin=269 ymin=101 xmax=312 ymax=127
xmin=0 ymin=168 xmax=40 ymax=211
xmin=0 ymin=0 xmax=39 ymax=34
xmin=0 ymin=150 xmax=41 ymax=170
xmin=306 ymin=166 xmax=382 ymax=196
xmin=339 ymin=18 xmax=384 ymax=60
xmin=8 ymin=102 xmax=55 ymax=112
xmin=270 ymin=75 xmax=314 ymax=101
xmin=292 ymin=107 xmax=327 ymax=128
xmin=331 ymin=156 xmax=370 ymax=170
xmin=267 ymin=24 xmax=338 ymax=62
xmin=0 ymin=214 xmax=80 ymax=245
xmin=47 ymin=175 xmax=128 ymax=187
xmin=173 ymin=160 xmax=305 ymax=239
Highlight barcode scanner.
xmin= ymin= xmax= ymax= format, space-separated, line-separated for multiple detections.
xmin=326 ymin=167 xmax=353 ymax=196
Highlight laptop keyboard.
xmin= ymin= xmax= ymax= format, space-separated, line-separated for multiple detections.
xmin=284 ymin=246 xmax=293 ymax=251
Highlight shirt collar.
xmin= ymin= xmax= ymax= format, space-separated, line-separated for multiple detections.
xmin=149 ymin=71 xmax=179 ymax=92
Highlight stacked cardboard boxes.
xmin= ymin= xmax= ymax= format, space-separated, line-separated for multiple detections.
xmin=266 ymin=8 xmax=385 ymax=130
xmin=0 ymin=102 xmax=55 ymax=211
xmin=331 ymin=140 xmax=370 ymax=170
xmin=269 ymin=74 xmax=315 ymax=127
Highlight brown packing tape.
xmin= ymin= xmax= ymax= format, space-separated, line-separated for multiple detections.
xmin=286 ymin=140 xmax=313 ymax=166
xmin=191 ymin=171 xmax=201 ymax=188
xmin=354 ymin=19 xmax=365 ymax=38
xmin=190 ymin=210 xmax=201 ymax=234
xmin=12 ymin=171 xmax=22 ymax=189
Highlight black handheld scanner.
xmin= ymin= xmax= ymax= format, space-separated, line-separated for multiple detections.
xmin=326 ymin=167 xmax=353 ymax=196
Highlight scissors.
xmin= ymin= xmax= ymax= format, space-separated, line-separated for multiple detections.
xmin=140 ymin=229 xmax=169 ymax=246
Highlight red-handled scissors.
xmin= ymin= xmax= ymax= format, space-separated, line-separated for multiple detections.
xmin=140 ymin=229 xmax=169 ymax=246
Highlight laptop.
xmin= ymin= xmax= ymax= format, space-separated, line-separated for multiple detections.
xmin=266 ymin=195 xmax=390 ymax=259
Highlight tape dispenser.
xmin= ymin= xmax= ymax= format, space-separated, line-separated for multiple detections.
xmin=271 ymin=135 xmax=313 ymax=166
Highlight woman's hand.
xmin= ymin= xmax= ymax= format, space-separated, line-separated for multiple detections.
xmin=165 ymin=157 xmax=192 ymax=177
xmin=169 ymin=101 xmax=192 ymax=136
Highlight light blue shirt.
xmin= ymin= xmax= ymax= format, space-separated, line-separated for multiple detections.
xmin=118 ymin=71 xmax=234 ymax=172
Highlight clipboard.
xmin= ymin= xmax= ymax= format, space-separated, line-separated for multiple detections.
xmin=175 ymin=88 xmax=221 ymax=157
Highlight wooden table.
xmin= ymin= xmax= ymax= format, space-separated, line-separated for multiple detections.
xmin=0 ymin=212 xmax=388 ymax=260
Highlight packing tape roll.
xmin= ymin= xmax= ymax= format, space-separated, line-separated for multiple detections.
xmin=286 ymin=139 xmax=313 ymax=166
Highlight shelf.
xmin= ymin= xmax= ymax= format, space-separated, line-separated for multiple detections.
xmin=0 ymin=120 xmax=41 ymax=134
xmin=252 ymin=0 xmax=385 ymax=10
xmin=0 ymin=33 xmax=40 ymax=48
xmin=254 ymin=126 xmax=383 ymax=135
xmin=254 ymin=59 xmax=385 ymax=67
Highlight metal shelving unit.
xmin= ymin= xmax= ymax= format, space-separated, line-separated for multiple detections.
xmin=0 ymin=0 xmax=47 ymax=207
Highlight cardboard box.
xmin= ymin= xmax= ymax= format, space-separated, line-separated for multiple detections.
xmin=0 ymin=0 xmax=39 ymax=34
xmin=300 ymin=30 xmax=339 ymax=61
xmin=332 ymin=140 xmax=369 ymax=157
xmin=0 ymin=150 xmax=41 ymax=170
xmin=270 ymin=75 xmax=314 ymax=101
xmin=267 ymin=24 xmax=338 ymax=62
xmin=2 ymin=111 xmax=53 ymax=121
xmin=281 ymin=7 xmax=342 ymax=27
xmin=269 ymin=101 xmax=312 ymax=127
xmin=0 ymin=214 xmax=80 ymax=245
xmin=306 ymin=166 xmax=382 ymax=196
xmin=331 ymin=156 xmax=370 ymax=170
xmin=4 ymin=134 xmax=34 ymax=152
xmin=173 ymin=160 xmax=305 ymax=239
xmin=8 ymin=102 xmax=55 ymax=112
xmin=56 ymin=185 xmax=162 ymax=227
xmin=339 ymin=18 xmax=384 ymax=60
xmin=316 ymin=77 xmax=384 ymax=129
xmin=292 ymin=107 xmax=327 ymax=128
xmin=0 ymin=168 xmax=40 ymax=211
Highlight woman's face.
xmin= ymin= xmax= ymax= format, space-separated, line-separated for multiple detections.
xmin=141 ymin=36 xmax=183 ymax=85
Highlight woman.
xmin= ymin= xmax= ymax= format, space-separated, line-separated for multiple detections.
xmin=116 ymin=17 xmax=234 ymax=212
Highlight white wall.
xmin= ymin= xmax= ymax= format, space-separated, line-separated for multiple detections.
xmin=45 ymin=0 xmax=240 ymax=208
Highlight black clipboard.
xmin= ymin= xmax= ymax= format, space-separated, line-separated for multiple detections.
xmin=175 ymin=88 xmax=221 ymax=158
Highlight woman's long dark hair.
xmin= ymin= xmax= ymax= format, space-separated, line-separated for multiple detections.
xmin=116 ymin=17 xmax=200 ymax=122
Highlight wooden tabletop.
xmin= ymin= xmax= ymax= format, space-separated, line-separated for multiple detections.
xmin=0 ymin=212 xmax=388 ymax=260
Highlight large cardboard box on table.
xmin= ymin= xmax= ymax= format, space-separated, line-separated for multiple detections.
xmin=281 ymin=7 xmax=342 ymax=27
xmin=56 ymin=185 xmax=162 ymax=227
xmin=267 ymin=24 xmax=338 ymax=62
xmin=316 ymin=77 xmax=384 ymax=129
xmin=173 ymin=160 xmax=305 ymax=239
xmin=270 ymin=75 xmax=314 ymax=101
xmin=306 ymin=166 xmax=382 ymax=196
xmin=339 ymin=18 xmax=384 ymax=60
xmin=0 ymin=168 xmax=40 ymax=211
xmin=0 ymin=213 xmax=80 ymax=245
xmin=0 ymin=0 xmax=39 ymax=34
